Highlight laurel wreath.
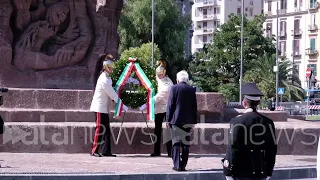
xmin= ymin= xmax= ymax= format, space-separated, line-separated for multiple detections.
xmin=110 ymin=58 xmax=158 ymax=109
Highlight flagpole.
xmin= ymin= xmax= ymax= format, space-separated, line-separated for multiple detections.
xmin=151 ymin=0 xmax=155 ymax=67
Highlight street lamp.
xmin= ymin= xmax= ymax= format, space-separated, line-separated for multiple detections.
xmin=239 ymin=0 xmax=244 ymax=104
xmin=275 ymin=1 xmax=279 ymax=107
xmin=151 ymin=0 xmax=155 ymax=67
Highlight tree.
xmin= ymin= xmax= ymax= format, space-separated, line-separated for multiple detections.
xmin=119 ymin=0 xmax=191 ymax=69
xmin=243 ymin=54 xmax=305 ymax=101
xmin=188 ymin=14 xmax=276 ymax=100
xmin=120 ymin=42 xmax=161 ymax=64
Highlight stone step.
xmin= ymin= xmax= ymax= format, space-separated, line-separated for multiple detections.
xmin=1 ymin=121 xmax=318 ymax=155
xmin=0 ymin=153 xmax=316 ymax=180
xmin=0 ymin=108 xmax=288 ymax=123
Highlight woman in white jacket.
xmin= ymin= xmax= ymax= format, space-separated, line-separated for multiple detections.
xmin=90 ymin=54 xmax=127 ymax=157
xmin=150 ymin=59 xmax=174 ymax=157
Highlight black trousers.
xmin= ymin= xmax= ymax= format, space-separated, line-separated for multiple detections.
xmin=91 ymin=112 xmax=112 ymax=155
xmin=171 ymin=125 xmax=191 ymax=169
xmin=153 ymin=112 xmax=172 ymax=155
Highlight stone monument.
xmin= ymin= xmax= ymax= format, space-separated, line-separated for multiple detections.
xmin=0 ymin=0 xmax=123 ymax=89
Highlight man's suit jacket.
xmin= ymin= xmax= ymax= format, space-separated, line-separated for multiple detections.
xmin=166 ymin=82 xmax=197 ymax=125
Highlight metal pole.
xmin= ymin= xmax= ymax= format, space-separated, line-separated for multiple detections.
xmin=276 ymin=1 xmax=279 ymax=107
xmin=151 ymin=0 xmax=155 ymax=67
xmin=239 ymin=0 xmax=244 ymax=104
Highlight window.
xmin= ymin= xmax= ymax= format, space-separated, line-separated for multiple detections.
xmin=294 ymin=19 xmax=300 ymax=30
xmin=310 ymin=0 xmax=317 ymax=8
xmin=249 ymin=8 xmax=253 ymax=16
xmin=308 ymin=64 xmax=317 ymax=76
xmin=268 ymin=1 xmax=272 ymax=11
xmin=294 ymin=0 xmax=302 ymax=7
xmin=310 ymin=38 xmax=316 ymax=51
xmin=237 ymin=7 xmax=241 ymax=15
xmin=217 ymin=7 xmax=220 ymax=14
xmin=279 ymin=41 xmax=286 ymax=56
xmin=280 ymin=0 xmax=287 ymax=9
xmin=266 ymin=23 xmax=272 ymax=37
xmin=203 ymin=35 xmax=208 ymax=43
xmin=203 ymin=22 xmax=207 ymax=29
xmin=280 ymin=21 xmax=286 ymax=33
xmin=293 ymin=40 xmax=300 ymax=55
xmin=293 ymin=64 xmax=299 ymax=73
xmin=311 ymin=14 xmax=316 ymax=26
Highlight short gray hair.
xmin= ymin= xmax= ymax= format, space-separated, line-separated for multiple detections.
xmin=176 ymin=70 xmax=189 ymax=83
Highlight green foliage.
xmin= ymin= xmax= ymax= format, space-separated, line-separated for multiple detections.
xmin=218 ymin=83 xmax=239 ymax=103
xmin=110 ymin=56 xmax=157 ymax=109
xmin=120 ymin=43 xmax=161 ymax=65
xmin=119 ymin=0 xmax=191 ymax=69
xmin=243 ymin=54 xmax=305 ymax=101
xmin=188 ymin=14 xmax=276 ymax=101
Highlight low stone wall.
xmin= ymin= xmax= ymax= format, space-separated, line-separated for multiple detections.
xmin=1 ymin=122 xmax=318 ymax=155
xmin=224 ymin=108 xmax=288 ymax=122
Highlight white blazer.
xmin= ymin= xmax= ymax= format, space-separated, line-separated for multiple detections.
xmin=90 ymin=72 xmax=119 ymax=114
xmin=153 ymin=76 xmax=173 ymax=114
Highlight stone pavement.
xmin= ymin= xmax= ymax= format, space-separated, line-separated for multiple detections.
xmin=0 ymin=153 xmax=317 ymax=179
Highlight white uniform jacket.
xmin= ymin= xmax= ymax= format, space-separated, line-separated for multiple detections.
xmin=90 ymin=72 xmax=119 ymax=114
xmin=153 ymin=76 xmax=173 ymax=114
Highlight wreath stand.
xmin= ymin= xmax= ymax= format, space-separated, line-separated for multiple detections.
xmin=115 ymin=110 xmax=154 ymax=144
xmin=113 ymin=58 xmax=156 ymax=145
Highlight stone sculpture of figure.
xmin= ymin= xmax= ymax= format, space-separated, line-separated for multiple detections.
xmin=12 ymin=0 xmax=93 ymax=71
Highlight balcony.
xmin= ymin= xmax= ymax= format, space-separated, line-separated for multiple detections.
xmin=308 ymin=24 xmax=318 ymax=31
xmin=279 ymin=52 xmax=286 ymax=59
xmin=306 ymin=48 xmax=319 ymax=56
xmin=292 ymin=51 xmax=301 ymax=57
xmin=194 ymin=27 xmax=216 ymax=35
xmin=278 ymin=9 xmax=287 ymax=15
xmin=194 ymin=0 xmax=220 ymax=7
xmin=309 ymin=2 xmax=320 ymax=10
xmin=291 ymin=29 xmax=302 ymax=36
xmin=279 ymin=31 xmax=286 ymax=38
xmin=193 ymin=14 xmax=220 ymax=21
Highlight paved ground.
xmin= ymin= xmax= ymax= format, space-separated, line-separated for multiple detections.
xmin=0 ymin=153 xmax=316 ymax=174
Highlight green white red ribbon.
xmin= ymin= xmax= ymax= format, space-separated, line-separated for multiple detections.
xmin=113 ymin=57 xmax=155 ymax=121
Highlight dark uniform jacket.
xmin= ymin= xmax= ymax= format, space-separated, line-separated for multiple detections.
xmin=166 ymin=82 xmax=197 ymax=126
xmin=222 ymin=109 xmax=277 ymax=178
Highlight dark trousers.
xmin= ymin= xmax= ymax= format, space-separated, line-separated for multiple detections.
xmin=91 ymin=112 xmax=112 ymax=155
xmin=171 ymin=125 xmax=191 ymax=169
xmin=153 ymin=113 xmax=172 ymax=155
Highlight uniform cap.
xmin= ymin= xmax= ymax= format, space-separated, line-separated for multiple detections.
xmin=241 ymin=82 xmax=263 ymax=101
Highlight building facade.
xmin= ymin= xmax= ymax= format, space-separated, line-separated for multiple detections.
xmin=191 ymin=0 xmax=263 ymax=54
xmin=263 ymin=0 xmax=320 ymax=89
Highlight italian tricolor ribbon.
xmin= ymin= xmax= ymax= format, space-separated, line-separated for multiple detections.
xmin=113 ymin=57 xmax=155 ymax=121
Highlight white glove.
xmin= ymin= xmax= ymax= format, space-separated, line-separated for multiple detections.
xmin=267 ymin=176 xmax=271 ymax=180
xmin=139 ymin=104 xmax=147 ymax=111
xmin=225 ymin=176 xmax=234 ymax=180
xmin=123 ymin=105 xmax=128 ymax=112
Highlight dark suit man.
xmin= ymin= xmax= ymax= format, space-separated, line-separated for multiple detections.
xmin=222 ymin=83 xmax=277 ymax=180
xmin=166 ymin=70 xmax=197 ymax=171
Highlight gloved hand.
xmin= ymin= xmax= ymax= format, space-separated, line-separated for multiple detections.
xmin=266 ymin=176 xmax=271 ymax=180
xmin=139 ymin=104 xmax=147 ymax=111
xmin=123 ymin=105 xmax=128 ymax=112
xmin=225 ymin=176 xmax=234 ymax=180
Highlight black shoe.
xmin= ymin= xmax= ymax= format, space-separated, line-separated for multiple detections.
xmin=91 ymin=152 xmax=101 ymax=157
xmin=101 ymin=153 xmax=116 ymax=157
xmin=150 ymin=153 xmax=161 ymax=157
xmin=167 ymin=153 xmax=171 ymax=158
xmin=172 ymin=167 xmax=186 ymax=172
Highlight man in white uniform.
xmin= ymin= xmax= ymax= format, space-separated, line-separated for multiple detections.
xmin=90 ymin=54 xmax=128 ymax=157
